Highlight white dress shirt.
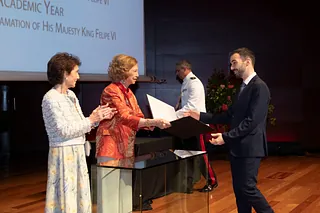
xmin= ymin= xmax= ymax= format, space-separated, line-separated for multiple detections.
xmin=243 ymin=72 xmax=257 ymax=85
xmin=176 ymin=72 xmax=206 ymax=118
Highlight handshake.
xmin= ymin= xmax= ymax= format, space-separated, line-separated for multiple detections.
xmin=142 ymin=118 xmax=171 ymax=130
xmin=153 ymin=118 xmax=171 ymax=129
xmin=144 ymin=110 xmax=202 ymax=131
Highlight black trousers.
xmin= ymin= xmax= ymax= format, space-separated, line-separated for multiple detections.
xmin=230 ymin=155 xmax=274 ymax=213
xmin=174 ymin=135 xmax=217 ymax=185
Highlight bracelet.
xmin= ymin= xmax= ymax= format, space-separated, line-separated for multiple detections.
xmin=90 ymin=122 xmax=98 ymax=129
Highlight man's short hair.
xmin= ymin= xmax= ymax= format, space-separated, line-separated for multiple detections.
xmin=229 ymin=47 xmax=256 ymax=66
xmin=176 ymin=60 xmax=192 ymax=70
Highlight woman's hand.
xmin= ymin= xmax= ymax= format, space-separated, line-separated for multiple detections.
xmin=139 ymin=118 xmax=171 ymax=130
xmin=89 ymin=104 xmax=117 ymax=124
xmin=153 ymin=118 xmax=171 ymax=129
xmin=99 ymin=104 xmax=117 ymax=120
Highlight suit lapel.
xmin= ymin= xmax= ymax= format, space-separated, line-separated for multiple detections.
xmin=236 ymin=75 xmax=259 ymax=101
xmin=247 ymin=75 xmax=259 ymax=87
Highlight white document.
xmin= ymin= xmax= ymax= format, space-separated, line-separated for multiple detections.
xmin=146 ymin=94 xmax=178 ymax=122
xmin=173 ymin=150 xmax=206 ymax=158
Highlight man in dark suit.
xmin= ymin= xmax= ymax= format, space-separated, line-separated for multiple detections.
xmin=185 ymin=47 xmax=274 ymax=213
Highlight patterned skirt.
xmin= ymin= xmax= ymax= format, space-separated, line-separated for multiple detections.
xmin=45 ymin=145 xmax=92 ymax=213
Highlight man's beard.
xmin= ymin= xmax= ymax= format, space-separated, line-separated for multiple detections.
xmin=234 ymin=69 xmax=244 ymax=78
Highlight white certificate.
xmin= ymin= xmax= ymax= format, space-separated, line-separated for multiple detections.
xmin=146 ymin=94 xmax=178 ymax=122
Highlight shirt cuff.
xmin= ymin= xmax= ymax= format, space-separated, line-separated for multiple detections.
xmin=222 ymin=132 xmax=230 ymax=144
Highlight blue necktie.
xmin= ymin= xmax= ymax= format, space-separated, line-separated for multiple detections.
xmin=238 ymin=82 xmax=246 ymax=97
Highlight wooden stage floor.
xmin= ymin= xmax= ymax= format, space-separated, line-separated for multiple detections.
xmin=1 ymin=154 xmax=320 ymax=213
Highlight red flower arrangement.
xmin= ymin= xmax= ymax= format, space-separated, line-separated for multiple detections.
xmin=205 ymin=69 xmax=239 ymax=139
xmin=205 ymin=69 xmax=276 ymax=141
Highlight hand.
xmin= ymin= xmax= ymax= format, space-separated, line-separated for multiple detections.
xmin=99 ymin=105 xmax=117 ymax=120
xmin=154 ymin=118 xmax=171 ymax=129
xmin=209 ymin=133 xmax=225 ymax=145
xmin=147 ymin=126 xmax=155 ymax=131
xmin=183 ymin=110 xmax=200 ymax=120
xmin=89 ymin=104 xmax=117 ymax=123
xmin=142 ymin=126 xmax=155 ymax=131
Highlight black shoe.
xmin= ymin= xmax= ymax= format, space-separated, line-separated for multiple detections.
xmin=183 ymin=183 xmax=193 ymax=194
xmin=199 ymin=182 xmax=218 ymax=192
xmin=184 ymin=177 xmax=194 ymax=194
xmin=186 ymin=186 xmax=193 ymax=194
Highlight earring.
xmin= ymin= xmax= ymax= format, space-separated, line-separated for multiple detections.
xmin=120 ymin=79 xmax=125 ymax=84
xmin=65 ymin=77 xmax=68 ymax=80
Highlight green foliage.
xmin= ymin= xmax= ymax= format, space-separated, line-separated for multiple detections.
xmin=268 ymin=104 xmax=276 ymax=126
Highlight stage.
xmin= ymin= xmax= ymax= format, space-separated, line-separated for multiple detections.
xmin=1 ymin=153 xmax=320 ymax=212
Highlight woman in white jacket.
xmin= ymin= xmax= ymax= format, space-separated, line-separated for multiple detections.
xmin=42 ymin=52 xmax=116 ymax=213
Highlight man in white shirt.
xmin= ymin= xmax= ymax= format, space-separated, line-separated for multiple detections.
xmin=175 ymin=60 xmax=218 ymax=193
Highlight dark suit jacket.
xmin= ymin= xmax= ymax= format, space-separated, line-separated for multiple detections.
xmin=200 ymin=75 xmax=270 ymax=157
